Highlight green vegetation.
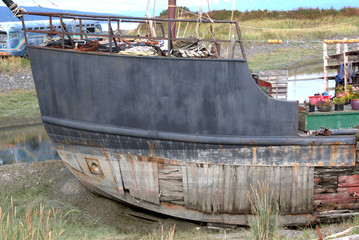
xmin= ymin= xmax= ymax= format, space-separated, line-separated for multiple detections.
xmin=0 ymin=90 xmax=41 ymax=127
xmin=0 ymin=162 xmax=124 ymax=240
xmin=247 ymin=181 xmax=279 ymax=240
xmin=0 ymin=197 xmax=65 ymax=240
xmin=153 ymin=7 xmax=359 ymax=40
xmin=0 ymin=57 xmax=30 ymax=73
xmin=208 ymin=7 xmax=359 ymax=21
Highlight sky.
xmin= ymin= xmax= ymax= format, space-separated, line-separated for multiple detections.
xmin=1 ymin=0 xmax=359 ymax=17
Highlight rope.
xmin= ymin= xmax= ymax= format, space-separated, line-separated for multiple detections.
xmin=195 ymin=7 xmax=203 ymax=38
xmin=45 ymin=0 xmax=68 ymax=13
xmin=227 ymin=0 xmax=236 ymax=40
xmin=182 ymin=22 xmax=189 ymax=38
xmin=177 ymin=6 xmax=185 ymax=38
xmin=9 ymin=3 xmax=25 ymax=17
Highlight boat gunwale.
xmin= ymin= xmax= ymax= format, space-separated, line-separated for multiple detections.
xmin=42 ymin=115 xmax=356 ymax=146
xmin=28 ymin=45 xmax=248 ymax=63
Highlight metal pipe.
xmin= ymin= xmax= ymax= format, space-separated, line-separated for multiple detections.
xmin=167 ymin=19 xmax=171 ymax=57
xmin=22 ymin=11 xmax=239 ymax=24
xmin=59 ymin=15 xmax=65 ymax=49
xmin=235 ymin=22 xmax=246 ymax=59
xmin=20 ymin=16 xmax=29 ymax=57
xmin=108 ymin=18 xmax=112 ymax=53
xmin=168 ymin=0 xmax=176 ymax=39
xmin=42 ymin=116 xmax=356 ymax=146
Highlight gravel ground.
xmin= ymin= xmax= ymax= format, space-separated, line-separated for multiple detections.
xmin=0 ymin=70 xmax=35 ymax=93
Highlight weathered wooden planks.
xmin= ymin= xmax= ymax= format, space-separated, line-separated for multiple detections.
xmin=56 ymin=144 xmax=125 ymax=197
xmin=118 ymin=153 xmax=160 ymax=204
xmin=158 ymin=164 xmax=184 ymax=205
xmin=182 ymin=163 xmax=314 ymax=214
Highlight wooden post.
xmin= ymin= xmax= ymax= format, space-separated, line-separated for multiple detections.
xmin=336 ymin=43 xmax=341 ymax=76
xmin=168 ymin=0 xmax=176 ymax=40
xmin=344 ymin=39 xmax=348 ymax=92
xmin=323 ymin=42 xmax=328 ymax=93
xmin=227 ymin=35 xmax=236 ymax=59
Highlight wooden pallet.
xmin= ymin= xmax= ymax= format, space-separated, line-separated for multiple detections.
xmin=259 ymin=70 xmax=288 ymax=100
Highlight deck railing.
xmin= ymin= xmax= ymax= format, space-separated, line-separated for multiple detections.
xmin=20 ymin=12 xmax=246 ymax=59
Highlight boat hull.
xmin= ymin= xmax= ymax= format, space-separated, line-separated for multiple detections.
xmin=43 ymin=119 xmax=355 ymax=225
xmin=29 ymin=46 xmax=358 ymax=225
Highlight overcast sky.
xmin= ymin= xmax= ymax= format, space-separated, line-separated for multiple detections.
xmin=1 ymin=0 xmax=359 ymax=16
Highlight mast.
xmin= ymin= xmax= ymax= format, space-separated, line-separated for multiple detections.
xmin=168 ymin=0 xmax=176 ymax=39
xmin=1 ymin=0 xmax=25 ymax=20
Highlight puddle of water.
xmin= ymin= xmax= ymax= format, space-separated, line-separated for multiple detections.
xmin=0 ymin=125 xmax=59 ymax=165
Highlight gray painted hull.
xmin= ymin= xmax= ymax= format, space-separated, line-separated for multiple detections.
xmin=29 ymin=46 xmax=357 ymax=225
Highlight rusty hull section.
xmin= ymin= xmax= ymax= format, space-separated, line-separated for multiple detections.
xmin=44 ymin=122 xmax=356 ymax=225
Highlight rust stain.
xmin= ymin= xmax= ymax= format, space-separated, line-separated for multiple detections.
xmin=84 ymin=156 xmax=104 ymax=177
xmin=102 ymin=148 xmax=118 ymax=185
xmin=327 ymin=142 xmax=346 ymax=146
xmin=70 ymin=146 xmax=85 ymax=172
xmin=317 ymin=161 xmax=324 ymax=166
xmin=127 ymin=153 xmax=138 ymax=194
xmin=58 ymin=144 xmax=70 ymax=162
xmin=161 ymin=201 xmax=183 ymax=210
xmin=330 ymin=145 xmax=339 ymax=166
xmin=168 ymin=160 xmax=180 ymax=165
xmin=252 ymin=147 xmax=257 ymax=166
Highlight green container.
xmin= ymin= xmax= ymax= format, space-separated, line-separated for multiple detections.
xmin=298 ymin=110 xmax=359 ymax=131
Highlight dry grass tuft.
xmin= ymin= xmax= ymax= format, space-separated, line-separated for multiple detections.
xmin=0 ymin=57 xmax=30 ymax=73
xmin=247 ymin=180 xmax=279 ymax=240
xmin=0 ymin=197 xmax=65 ymax=240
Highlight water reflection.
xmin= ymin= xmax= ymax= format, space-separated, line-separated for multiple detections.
xmin=288 ymin=72 xmax=336 ymax=103
xmin=0 ymin=125 xmax=59 ymax=165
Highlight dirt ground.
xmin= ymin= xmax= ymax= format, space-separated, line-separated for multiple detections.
xmin=1 ymin=160 xmax=357 ymax=239
xmin=0 ymin=161 xmax=203 ymax=234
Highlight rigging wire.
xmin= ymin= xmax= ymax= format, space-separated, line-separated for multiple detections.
xmin=227 ymin=0 xmax=235 ymax=39
xmin=45 ymin=0 xmax=68 ymax=12
xmin=176 ymin=6 xmax=184 ymax=38
xmin=30 ymin=0 xmax=69 ymax=14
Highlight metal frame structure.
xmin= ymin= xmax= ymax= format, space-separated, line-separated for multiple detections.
xmin=20 ymin=11 xmax=246 ymax=59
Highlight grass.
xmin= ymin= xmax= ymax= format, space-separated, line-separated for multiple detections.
xmin=0 ymin=162 xmax=124 ymax=240
xmin=0 ymin=57 xmax=30 ymax=73
xmin=0 ymin=197 xmax=122 ymax=240
xmin=247 ymin=180 xmax=279 ymax=240
xmin=0 ymin=197 xmax=65 ymax=240
xmin=145 ymin=225 xmax=176 ymax=240
xmin=0 ymin=90 xmax=41 ymax=127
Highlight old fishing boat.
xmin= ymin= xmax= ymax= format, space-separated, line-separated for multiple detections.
xmin=2 ymin=0 xmax=359 ymax=226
